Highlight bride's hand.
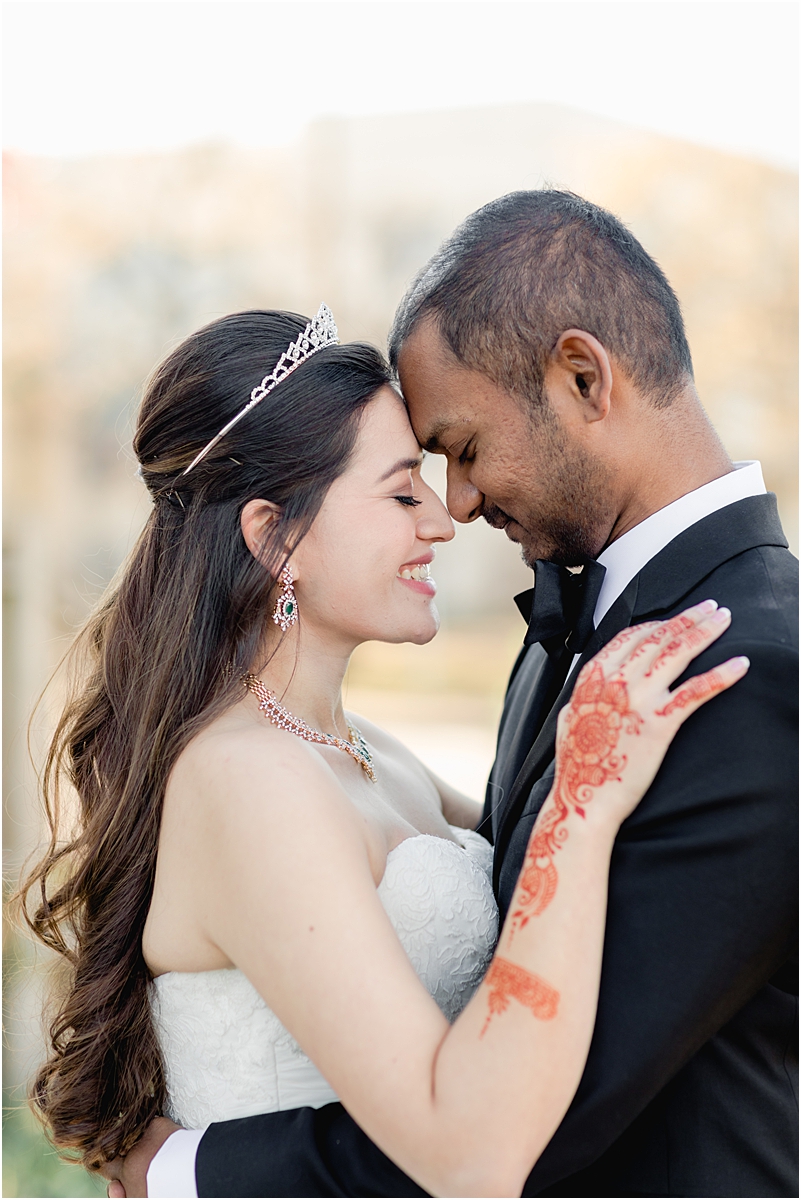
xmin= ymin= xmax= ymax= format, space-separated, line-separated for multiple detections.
xmin=554 ymin=599 xmax=749 ymax=827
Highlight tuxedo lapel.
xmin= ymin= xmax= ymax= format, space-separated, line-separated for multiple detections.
xmin=491 ymin=493 xmax=789 ymax=890
xmin=483 ymin=642 xmax=550 ymax=842
xmin=492 ymin=579 xmax=639 ymax=888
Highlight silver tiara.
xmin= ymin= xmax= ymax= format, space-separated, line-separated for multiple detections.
xmin=181 ymin=303 xmax=340 ymax=477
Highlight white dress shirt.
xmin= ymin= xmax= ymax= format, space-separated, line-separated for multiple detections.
xmin=148 ymin=460 xmax=767 ymax=1199
xmin=148 ymin=1127 xmax=206 ymax=1198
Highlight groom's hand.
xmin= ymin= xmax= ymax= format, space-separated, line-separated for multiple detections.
xmin=101 ymin=1116 xmax=182 ymax=1198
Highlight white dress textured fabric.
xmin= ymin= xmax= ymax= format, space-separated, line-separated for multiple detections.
xmin=151 ymin=827 xmax=498 ymax=1129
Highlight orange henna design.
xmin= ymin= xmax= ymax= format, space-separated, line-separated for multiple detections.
xmin=509 ymin=662 xmax=642 ymax=938
xmin=645 ymin=617 xmax=710 ymax=677
xmin=629 ymin=614 xmax=691 ymax=665
xmin=656 ymin=670 xmax=726 ymax=715
xmin=511 ymin=795 xmax=565 ymax=927
xmin=480 ymin=956 xmax=560 ymax=1037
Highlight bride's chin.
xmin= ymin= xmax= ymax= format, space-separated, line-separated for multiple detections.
xmin=405 ymin=610 xmax=441 ymax=646
xmin=375 ymin=610 xmax=441 ymax=647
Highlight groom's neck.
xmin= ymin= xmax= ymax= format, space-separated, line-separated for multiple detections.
xmin=603 ymin=385 xmax=734 ymax=546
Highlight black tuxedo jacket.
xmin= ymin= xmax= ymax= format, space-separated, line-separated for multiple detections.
xmin=196 ymin=494 xmax=798 ymax=1198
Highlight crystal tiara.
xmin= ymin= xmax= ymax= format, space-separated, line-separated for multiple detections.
xmin=181 ymin=302 xmax=340 ymax=477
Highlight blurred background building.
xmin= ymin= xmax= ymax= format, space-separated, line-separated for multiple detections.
xmin=3 ymin=93 xmax=798 ymax=1197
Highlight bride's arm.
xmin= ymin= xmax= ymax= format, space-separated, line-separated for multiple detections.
xmin=191 ymin=605 xmax=745 ymax=1197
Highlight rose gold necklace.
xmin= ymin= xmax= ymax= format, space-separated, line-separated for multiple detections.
xmin=243 ymin=673 xmax=377 ymax=782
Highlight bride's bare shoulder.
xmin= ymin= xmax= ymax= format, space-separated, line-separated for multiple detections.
xmin=167 ymin=703 xmax=346 ymax=822
xmin=346 ymin=711 xmax=423 ymax=769
xmin=344 ymin=710 xmax=394 ymax=748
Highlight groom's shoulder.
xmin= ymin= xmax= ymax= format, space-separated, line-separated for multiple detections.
xmin=703 ymin=539 xmax=797 ymax=651
xmin=641 ymin=492 xmax=796 ymax=652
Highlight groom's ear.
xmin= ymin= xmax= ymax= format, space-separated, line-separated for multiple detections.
xmin=550 ymin=330 xmax=613 ymax=424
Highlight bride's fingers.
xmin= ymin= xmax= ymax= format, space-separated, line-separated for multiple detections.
xmin=594 ymin=600 xmax=720 ymax=677
xmin=586 ymin=621 xmax=662 ymax=674
xmin=655 ymin=656 xmax=750 ymax=723
xmin=634 ymin=605 xmax=733 ymax=688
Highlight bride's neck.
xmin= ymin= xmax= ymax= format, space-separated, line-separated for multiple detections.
xmin=248 ymin=624 xmax=354 ymax=739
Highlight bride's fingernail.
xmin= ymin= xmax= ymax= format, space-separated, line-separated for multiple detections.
xmin=698 ymin=599 xmax=718 ymax=613
xmin=712 ymin=606 xmax=731 ymax=621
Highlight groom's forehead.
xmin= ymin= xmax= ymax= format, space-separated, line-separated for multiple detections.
xmin=398 ymin=317 xmax=458 ymax=389
xmin=402 ymin=369 xmax=512 ymax=451
xmin=402 ymin=384 xmax=475 ymax=449
xmin=399 ymin=330 xmax=489 ymax=435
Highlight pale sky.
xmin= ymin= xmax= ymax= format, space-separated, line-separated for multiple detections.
xmin=3 ymin=1 xmax=798 ymax=168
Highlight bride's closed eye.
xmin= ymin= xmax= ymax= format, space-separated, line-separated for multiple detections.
xmin=395 ymin=495 xmax=423 ymax=507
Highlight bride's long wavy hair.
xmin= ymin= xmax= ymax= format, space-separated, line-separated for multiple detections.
xmin=18 ymin=310 xmax=390 ymax=1170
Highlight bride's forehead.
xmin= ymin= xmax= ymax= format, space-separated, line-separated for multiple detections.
xmin=356 ymin=389 xmax=417 ymax=448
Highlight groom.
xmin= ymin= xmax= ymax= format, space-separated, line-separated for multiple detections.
xmin=118 ymin=192 xmax=798 ymax=1197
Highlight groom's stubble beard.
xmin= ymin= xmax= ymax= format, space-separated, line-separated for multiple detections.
xmin=483 ymin=400 xmax=617 ymax=568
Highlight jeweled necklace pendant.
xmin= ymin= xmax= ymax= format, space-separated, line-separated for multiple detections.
xmin=243 ymin=673 xmax=377 ymax=782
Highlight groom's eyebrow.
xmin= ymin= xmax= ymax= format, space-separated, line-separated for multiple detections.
xmin=421 ymin=422 xmax=450 ymax=453
xmin=378 ymin=456 xmax=423 ymax=482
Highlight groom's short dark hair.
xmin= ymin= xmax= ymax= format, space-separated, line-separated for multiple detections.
xmin=388 ymin=190 xmax=694 ymax=408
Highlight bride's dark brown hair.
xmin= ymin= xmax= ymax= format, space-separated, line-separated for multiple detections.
xmin=19 ymin=310 xmax=390 ymax=1170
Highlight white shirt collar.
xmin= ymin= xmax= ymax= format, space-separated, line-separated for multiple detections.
xmin=593 ymin=461 xmax=767 ymax=627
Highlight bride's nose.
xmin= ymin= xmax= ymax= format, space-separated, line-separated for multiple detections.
xmin=415 ymin=484 xmax=455 ymax=544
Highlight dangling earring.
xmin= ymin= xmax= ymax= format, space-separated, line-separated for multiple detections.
xmin=272 ymin=565 xmax=298 ymax=631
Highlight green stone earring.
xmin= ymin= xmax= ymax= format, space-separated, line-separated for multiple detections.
xmin=272 ymin=565 xmax=298 ymax=632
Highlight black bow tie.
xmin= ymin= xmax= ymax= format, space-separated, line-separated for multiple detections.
xmin=514 ymin=559 xmax=607 ymax=659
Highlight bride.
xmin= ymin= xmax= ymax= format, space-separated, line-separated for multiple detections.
xmin=23 ymin=306 xmax=747 ymax=1198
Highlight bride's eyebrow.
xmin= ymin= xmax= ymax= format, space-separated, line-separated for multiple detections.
xmin=377 ymin=455 xmax=423 ymax=483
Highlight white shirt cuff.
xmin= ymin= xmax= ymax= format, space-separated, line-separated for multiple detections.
xmin=147 ymin=1127 xmax=207 ymax=1198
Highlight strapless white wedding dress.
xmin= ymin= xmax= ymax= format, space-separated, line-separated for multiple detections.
xmin=151 ymin=827 xmax=498 ymax=1127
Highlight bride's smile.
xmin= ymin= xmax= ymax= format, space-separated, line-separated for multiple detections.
xmin=396 ymin=554 xmax=435 ymax=592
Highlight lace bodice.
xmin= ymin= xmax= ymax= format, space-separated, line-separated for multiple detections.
xmin=151 ymin=827 xmax=499 ymax=1127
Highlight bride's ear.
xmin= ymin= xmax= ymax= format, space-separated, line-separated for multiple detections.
xmin=241 ymin=499 xmax=283 ymax=565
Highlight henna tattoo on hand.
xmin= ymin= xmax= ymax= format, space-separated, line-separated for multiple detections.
xmin=509 ymin=661 xmax=642 ymax=938
xmin=656 ymin=669 xmax=727 ymax=715
xmin=644 ymin=615 xmax=710 ymax=677
xmin=598 ymin=612 xmax=710 ymax=677
xmin=480 ymin=956 xmax=560 ymax=1037
xmin=630 ymin=614 xmax=692 ymax=666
